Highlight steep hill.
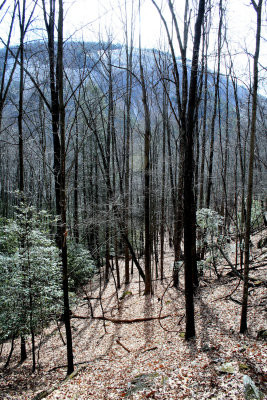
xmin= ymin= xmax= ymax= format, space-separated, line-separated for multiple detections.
xmin=0 ymin=230 xmax=266 ymax=400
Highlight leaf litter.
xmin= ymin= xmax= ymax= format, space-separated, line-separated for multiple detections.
xmin=0 ymin=230 xmax=266 ymax=399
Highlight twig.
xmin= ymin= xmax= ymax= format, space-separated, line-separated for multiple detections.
xmin=158 ymin=278 xmax=185 ymax=333
xmin=211 ymin=275 xmax=242 ymax=303
xmin=48 ymin=356 xmax=105 ymax=372
xmin=116 ymin=339 xmax=131 ymax=353
xmin=228 ymin=296 xmax=252 ymax=307
xmin=141 ymin=346 xmax=158 ymax=353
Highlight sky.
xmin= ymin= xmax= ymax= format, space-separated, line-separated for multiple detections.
xmin=64 ymin=0 xmax=266 ymax=94
xmin=0 ymin=0 xmax=266 ymax=94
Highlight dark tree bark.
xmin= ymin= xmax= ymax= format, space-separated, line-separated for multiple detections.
xmin=160 ymin=84 xmax=167 ymax=281
xmin=123 ymin=13 xmax=134 ymax=285
xmin=42 ymin=0 xmax=61 ymax=233
xmin=240 ymin=0 xmax=262 ymax=334
xmin=0 ymin=1 xmax=19 ymax=133
xmin=206 ymin=0 xmax=223 ymax=209
xmin=73 ymin=113 xmax=79 ymax=244
xmin=17 ymin=0 xmax=37 ymax=365
xmin=18 ymin=0 xmax=27 ymax=364
xmin=40 ymin=0 xmax=74 ymax=375
xmin=183 ymin=0 xmax=205 ymax=339
xmin=139 ymin=46 xmax=152 ymax=295
xmin=57 ymin=0 xmax=74 ymax=375
xmin=198 ymin=13 xmax=209 ymax=209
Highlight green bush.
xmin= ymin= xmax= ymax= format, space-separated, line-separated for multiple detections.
xmin=68 ymin=242 xmax=96 ymax=290
xmin=196 ymin=208 xmax=229 ymax=275
xmin=0 ymin=204 xmax=62 ymax=342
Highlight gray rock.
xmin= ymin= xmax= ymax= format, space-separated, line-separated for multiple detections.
xmin=243 ymin=375 xmax=263 ymax=400
xmin=125 ymin=373 xmax=159 ymax=397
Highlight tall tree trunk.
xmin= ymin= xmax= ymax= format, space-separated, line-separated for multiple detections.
xmin=206 ymin=0 xmax=223 ymax=209
xmin=57 ymin=0 xmax=74 ymax=374
xmin=183 ymin=0 xmax=205 ymax=339
xmin=160 ymin=87 xmax=167 ymax=281
xmin=73 ymin=114 xmax=79 ymax=243
xmin=18 ymin=0 xmax=27 ymax=363
xmin=124 ymin=17 xmax=133 ymax=285
xmin=140 ymin=57 xmax=152 ymax=295
xmin=240 ymin=0 xmax=262 ymax=334
xmin=139 ymin=7 xmax=152 ymax=294
xmin=198 ymin=16 xmax=209 ymax=209
xmin=221 ymin=73 xmax=229 ymax=225
xmin=42 ymin=0 xmax=61 ymax=237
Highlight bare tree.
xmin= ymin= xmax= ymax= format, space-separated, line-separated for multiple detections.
xmin=240 ymin=0 xmax=263 ymax=334
xmin=153 ymin=0 xmax=205 ymax=338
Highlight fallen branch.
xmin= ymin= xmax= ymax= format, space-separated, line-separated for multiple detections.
xmin=141 ymin=346 xmax=158 ymax=353
xmin=82 ymin=296 xmax=101 ymax=300
xmin=116 ymin=339 xmax=131 ymax=353
xmin=71 ymin=314 xmax=172 ymax=323
xmin=227 ymin=296 xmax=252 ymax=306
xmin=212 ymin=275 xmax=242 ymax=303
xmin=249 ymin=262 xmax=267 ymax=270
xmin=214 ymin=245 xmax=242 ymax=279
xmin=48 ymin=356 xmax=105 ymax=372
xmin=33 ymin=366 xmax=86 ymax=400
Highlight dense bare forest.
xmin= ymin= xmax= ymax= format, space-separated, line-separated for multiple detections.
xmin=0 ymin=0 xmax=266 ymax=399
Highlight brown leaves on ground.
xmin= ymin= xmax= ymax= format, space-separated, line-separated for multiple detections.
xmin=0 ymin=230 xmax=266 ymax=399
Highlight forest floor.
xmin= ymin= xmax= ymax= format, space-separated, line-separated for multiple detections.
xmin=0 ymin=230 xmax=266 ymax=400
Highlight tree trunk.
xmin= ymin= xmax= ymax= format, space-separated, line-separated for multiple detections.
xmin=57 ymin=0 xmax=74 ymax=374
xmin=206 ymin=0 xmax=223 ymax=209
xmin=240 ymin=0 xmax=262 ymax=334
xmin=160 ymin=86 xmax=167 ymax=281
xmin=139 ymin=35 xmax=152 ymax=295
xmin=183 ymin=0 xmax=205 ymax=339
xmin=73 ymin=114 xmax=79 ymax=243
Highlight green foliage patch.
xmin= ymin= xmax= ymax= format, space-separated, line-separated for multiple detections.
xmin=0 ymin=204 xmax=62 ymax=342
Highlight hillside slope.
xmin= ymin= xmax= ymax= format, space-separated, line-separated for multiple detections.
xmin=0 ymin=231 xmax=266 ymax=400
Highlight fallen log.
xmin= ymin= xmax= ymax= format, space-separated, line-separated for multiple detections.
xmin=71 ymin=314 xmax=172 ymax=323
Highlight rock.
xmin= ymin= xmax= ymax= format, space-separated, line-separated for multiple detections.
xmin=243 ymin=375 xmax=263 ymax=400
xmin=125 ymin=373 xmax=159 ymax=397
xmin=218 ymin=362 xmax=235 ymax=374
